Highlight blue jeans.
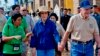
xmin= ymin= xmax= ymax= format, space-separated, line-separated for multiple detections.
xmin=37 ymin=49 xmax=55 ymax=56
xmin=70 ymin=40 xmax=94 ymax=56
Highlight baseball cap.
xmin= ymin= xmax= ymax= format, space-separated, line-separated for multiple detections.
xmin=80 ymin=0 xmax=92 ymax=9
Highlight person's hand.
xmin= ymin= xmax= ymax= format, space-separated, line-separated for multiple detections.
xmin=32 ymin=48 xmax=36 ymax=56
xmin=97 ymin=49 xmax=100 ymax=56
xmin=58 ymin=42 xmax=64 ymax=52
xmin=26 ymin=32 xmax=33 ymax=37
xmin=13 ymin=35 xmax=21 ymax=40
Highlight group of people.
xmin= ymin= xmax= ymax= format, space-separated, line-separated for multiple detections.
xmin=0 ymin=0 xmax=100 ymax=56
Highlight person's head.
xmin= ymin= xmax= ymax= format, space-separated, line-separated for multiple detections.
xmin=63 ymin=8 xmax=68 ymax=15
xmin=80 ymin=0 xmax=91 ymax=18
xmin=12 ymin=5 xmax=20 ymax=14
xmin=11 ymin=13 xmax=22 ymax=27
xmin=6 ymin=11 xmax=10 ymax=15
xmin=60 ymin=8 xmax=63 ymax=11
xmin=36 ymin=9 xmax=39 ymax=12
xmin=32 ymin=12 xmax=36 ymax=17
xmin=20 ymin=7 xmax=27 ymax=16
xmin=38 ymin=6 xmax=49 ymax=22
xmin=92 ymin=5 xmax=99 ymax=13
xmin=49 ymin=13 xmax=58 ymax=23
xmin=67 ymin=8 xmax=71 ymax=13
xmin=0 ymin=7 xmax=4 ymax=14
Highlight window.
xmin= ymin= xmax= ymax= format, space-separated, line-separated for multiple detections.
xmin=40 ymin=0 xmax=45 ymax=6
xmin=48 ymin=1 xmax=51 ymax=9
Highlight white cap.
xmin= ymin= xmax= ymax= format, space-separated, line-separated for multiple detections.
xmin=39 ymin=6 xmax=48 ymax=12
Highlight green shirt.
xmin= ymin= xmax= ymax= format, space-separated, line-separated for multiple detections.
xmin=2 ymin=18 xmax=26 ymax=54
xmin=7 ymin=17 xmax=28 ymax=31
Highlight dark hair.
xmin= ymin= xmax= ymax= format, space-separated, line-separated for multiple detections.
xmin=68 ymin=8 xmax=71 ymax=11
xmin=6 ymin=11 xmax=10 ymax=14
xmin=91 ymin=5 xmax=98 ymax=9
xmin=77 ymin=7 xmax=80 ymax=9
xmin=12 ymin=5 xmax=20 ymax=10
xmin=49 ymin=13 xmax=58 ymax=21
xmin=0 ymin=7 xmax=4 ymax=10
xmin=93 ymin=5 xmax=98 ymax=8
xmin=63 ymin=8 xmax=68 ymax=11
xmin=32 ymin=12 xmax=36 ymax=17
xmin=11 ymin=13 xmax=22 ymax=22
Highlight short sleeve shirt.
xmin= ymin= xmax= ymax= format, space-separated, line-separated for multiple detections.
xmin=2 ymin=23 xmax=26 ymax=54
xmin=67 ymin=13 xmax=99 ymax=42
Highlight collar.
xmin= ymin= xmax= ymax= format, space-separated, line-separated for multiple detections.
xmin=39 ymin=18 xmax=49 ymax=25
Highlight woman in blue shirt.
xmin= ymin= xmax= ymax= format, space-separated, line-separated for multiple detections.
xmin=30 ymin=6 xmax=60 ymax=56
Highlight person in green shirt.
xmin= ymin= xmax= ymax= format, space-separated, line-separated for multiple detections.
xmin=8 ymin=5 xmax=28 ymax=33
xmin=2 ymin=13 xmax=31 ymax=56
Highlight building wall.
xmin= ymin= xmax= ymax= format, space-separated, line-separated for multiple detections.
xmin=64 ymin=0 xmax=74 ymax=13
xmin=64 ymin=0 xmax=100 ymax=14
xmin=45 ymin=0 xmax=53 ymax=10
xmin=96 ymin=0 xmax=100 ymax=6
xmin=34 ymin=0 xmax=39 ymax=11
xmin=53 ymin=0 xmax=59 ymax=8
xmin=34 ymin=0 xmax=53 ymax=11
xmin=60 ymin=0 xmax=64 ymax=8
xmin=73 ymin=0 xmax=79 ymax=14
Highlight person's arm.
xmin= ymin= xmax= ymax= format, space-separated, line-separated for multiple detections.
xmin=53 ymin=23 xmax=60 ymax=45
xmin=30 ymin=25 xmax=37 ymax=48
xmin=58 ymin=16 xmax=74 ymax=51
xmin=93 ymin=18 xmax=100 ymax=56
xmin=2 ymin=36 xmax=14 ymax=42
xmin=2 ymin=24 xmax=12 ymax=42
xmin=32 ymin=48 xmax=36 ymax=56
xmin=94 ymin=34 xmax=100 ymax=47
xmin=93 ymin=19 xmax=100 ymax=47
xmin=60 ymin=31 xmax=70 ymax=47
xmin=23 ymin=32 xmax=33 ymax=42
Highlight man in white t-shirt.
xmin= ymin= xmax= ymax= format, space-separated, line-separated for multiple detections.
xmin=58 ymin=0 xmax=100 ymax=56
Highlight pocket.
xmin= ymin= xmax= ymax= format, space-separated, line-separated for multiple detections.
xmin=71 ymin=42 xmax=78 ymax=49
xmin=12 ymin=44 xmax=20 ymax=51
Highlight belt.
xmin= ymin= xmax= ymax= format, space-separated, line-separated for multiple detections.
xmin=71 ymin=39 xmax=93 ymax=44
